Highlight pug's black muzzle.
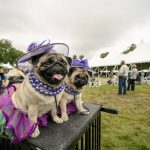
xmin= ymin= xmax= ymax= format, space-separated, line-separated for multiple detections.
xmin=41 ymin=63 xmax=68 ymax=84
xmin=74 ymin=78 xmax=88 ymax=87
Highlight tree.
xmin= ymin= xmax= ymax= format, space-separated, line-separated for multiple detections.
xmin=79 ymin=55 xmax=84 ymax=60
xmin=72 ymin=55 xmax=78 ymax=59
xmin=0 ymin=39 xmax=24 ymax=65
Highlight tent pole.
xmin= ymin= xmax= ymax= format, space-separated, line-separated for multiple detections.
xmin=106 ymin=66 xmax=107 ymax=78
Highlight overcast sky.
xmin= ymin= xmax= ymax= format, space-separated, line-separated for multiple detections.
xmin=0 ymin=0 xmax=150 ymax=59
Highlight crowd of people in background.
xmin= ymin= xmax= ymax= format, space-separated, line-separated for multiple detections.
xmin=105 ymin=60 xmax=150 ymax=95
xmin=1 ymin=62 xmax=150 ymax=96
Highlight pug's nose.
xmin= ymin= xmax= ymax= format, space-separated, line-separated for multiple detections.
xmin=55 ymin=64 xmax=60 ymax=69
xmin=79 ymin=78 xmax=87 ymax=86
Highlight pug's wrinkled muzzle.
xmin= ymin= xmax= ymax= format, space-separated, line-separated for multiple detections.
xmin=74 ymin=78 xmax=88 ymax=87
xmin=42 ymin=63 xmax=68 ymax=84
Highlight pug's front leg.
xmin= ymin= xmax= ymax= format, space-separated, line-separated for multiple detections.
xmin=28 ymin=105 xmax=40 ymax=138
xmin=60 ymin=99 xmax=69 ymax=121
xmin=51 ymin=105 xmax=63 ymax=123
xmin=75 ymin=96 xmax=89 ymax=115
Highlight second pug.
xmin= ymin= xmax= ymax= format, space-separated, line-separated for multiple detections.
xmin=60 ymin=66 xmax=92 ymax=121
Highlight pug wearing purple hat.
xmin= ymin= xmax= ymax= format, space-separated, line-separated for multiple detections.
xmin=59 ymin=59 xmax=93 ymax=122
xmin=11 ymin=40 xmax=72 ymax=138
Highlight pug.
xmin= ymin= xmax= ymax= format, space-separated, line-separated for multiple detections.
xmin=59 ymin=67 xmax=92 ymax=121
xmin=12 ymin=53 xmax=71 ymax=138
xmin=5 ymin=68 xmax=25 ymax=89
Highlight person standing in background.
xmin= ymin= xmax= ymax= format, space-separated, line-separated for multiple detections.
xmin=0 ymin=67 xmax=5 ymax=94
xmin=127 ymin=64 xmax=138 ymax=91
xmin=118 ymin=60 xmax=129 ymax=95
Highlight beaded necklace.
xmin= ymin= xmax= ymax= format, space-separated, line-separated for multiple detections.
xmin=29 ymin=73 xmax=65 ymax=96
xmin=64 ymin=83 xmax=80 ymax=95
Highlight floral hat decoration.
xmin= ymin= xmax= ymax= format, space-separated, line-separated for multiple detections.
xmin=16 ymin=40 xmax=69 ymax=70
xmin=71 ymin=58 xmax=94 ymax=75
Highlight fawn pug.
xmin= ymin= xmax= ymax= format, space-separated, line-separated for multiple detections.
xmin=12 ymin=42 xmax=71 ymax=137
xmin=60 ymin=60 xmax=92 ymax=121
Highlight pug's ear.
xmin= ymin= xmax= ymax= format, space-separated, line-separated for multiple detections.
xmin=31 ymin=54 xmax=44 ymax=65
xmin=66 ymin=57 xmax=72 ymax=66
xmin=88 ymin=70 xmax=93 ymax=77
xmin=68 ymin=67 xmax=77 ymax=76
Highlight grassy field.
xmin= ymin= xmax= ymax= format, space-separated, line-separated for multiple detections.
xmin=82 ymin=84 xmax=150 ymax=150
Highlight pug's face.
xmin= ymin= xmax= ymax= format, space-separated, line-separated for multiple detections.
xmin=68 ymin=67 xmax=92 ymax=89
xmin=32 ymin=53 xmax=71 ymax=86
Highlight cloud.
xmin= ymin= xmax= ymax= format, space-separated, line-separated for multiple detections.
xmin=0 ymin=0 xmax=150 ymax=58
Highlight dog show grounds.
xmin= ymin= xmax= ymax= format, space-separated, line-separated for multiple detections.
xmin=82 ymin=84 xmax=150 ymax=150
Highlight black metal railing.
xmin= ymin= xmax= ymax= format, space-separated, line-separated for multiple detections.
xmin=69 ymin=106 xmax=118 ymax=150
xmin=0 ymin=106 xmax=118 ymax=150
xmin=71 ymin=112 xmax=101 ymax=150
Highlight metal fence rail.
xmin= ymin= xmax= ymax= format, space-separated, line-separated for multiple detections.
xmin=71 ymin=113 xmax=101 ymax=150
xmin=0 ymin=106 xmax=117 ymax=150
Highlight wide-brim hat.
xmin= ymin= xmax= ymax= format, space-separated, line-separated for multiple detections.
xmin=16 ymin=40 xmax=69 ymax=70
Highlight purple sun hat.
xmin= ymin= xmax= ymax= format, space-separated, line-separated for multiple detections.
xmin=16 ymin=40 xmax=69 ymax=70
xmin=71 ymin=59 xmax=90 ymax=69
xmin=71 ymin=59 xmax=94 ymax=75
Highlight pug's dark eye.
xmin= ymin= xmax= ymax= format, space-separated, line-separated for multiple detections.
xmin=60 ymin=59 xmax=67 ymax=65
xmin=44 ymin=59 xmax=53 ymax=65
xmin=62 ymin=61 xmax=67 ymax=65
xmin=85 ymin=75 xmax=89 ymax=79
xmin=75 ymin=75 xmax=80 ymax=79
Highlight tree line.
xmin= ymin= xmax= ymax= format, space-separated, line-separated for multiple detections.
xmin=0 ymin=39 xmax=24 ymax=65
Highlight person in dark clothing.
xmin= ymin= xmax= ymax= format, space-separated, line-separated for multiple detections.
xmin=136 ymin=73 xmax=141 ymax=85
xmin=127 ymin=64 xmax=138 ymax=91
xmin=0 ymin=67 xmax=5 ymax=94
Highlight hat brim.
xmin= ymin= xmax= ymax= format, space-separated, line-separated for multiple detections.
xmin=16 ymin=43 xmax=69 ymax=70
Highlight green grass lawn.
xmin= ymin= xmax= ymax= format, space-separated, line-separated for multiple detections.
xmin=82 ymin=84 xmax=150 ymax=150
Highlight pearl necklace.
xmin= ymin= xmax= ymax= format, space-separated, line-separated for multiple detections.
xmin=64 ymin=83 xmax=80 ymax=95
xmin=29 ymin=73 xmax=65 ymax=96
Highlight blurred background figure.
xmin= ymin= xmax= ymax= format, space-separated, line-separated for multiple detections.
xmin=118 ymin=60 xmax=129 ymax=95
xmin=107 ymin=73 xmax=118 ymax=85
xmin=5 ymin=68 xmax=25 ymax=89
xmin=0 ymin=67 xmax=5 ymax=94
xmin=127 ymin=64 xmax=138 ymax=91
xmin=1 ymin=68 xmax=25 ymax=97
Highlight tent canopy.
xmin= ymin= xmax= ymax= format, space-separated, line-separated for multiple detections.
xmin=0 ymin=63 xmax=14 ymax=69
xmin=89 ymin=43 xmax=150 ymax=67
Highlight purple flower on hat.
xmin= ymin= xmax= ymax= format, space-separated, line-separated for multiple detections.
xmin=28 ymin=42 xmax=38 ymax=52
xmin=71 ymin=59 xmax=90 ymax=70
xmin=27 ymin=40 xmax=51 ymax=52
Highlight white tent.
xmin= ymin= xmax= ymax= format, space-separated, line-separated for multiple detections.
xmin=125 ymin=44 xmax=150 ymax=64
xmin=0 ymin=63 xmax=14 ymax=69
xmin=89 ymin=43 xmax=150 ymax=67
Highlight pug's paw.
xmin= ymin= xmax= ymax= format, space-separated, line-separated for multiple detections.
xmin=31 ymin=126 xmax=40 ymax=138
xmin=61 ymin=114 xmax=69 ymax=122
xmin=79 ymin=109 xmax=90 ymax=115
xmin=53 ymin=116 xmax=63 ymax=124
